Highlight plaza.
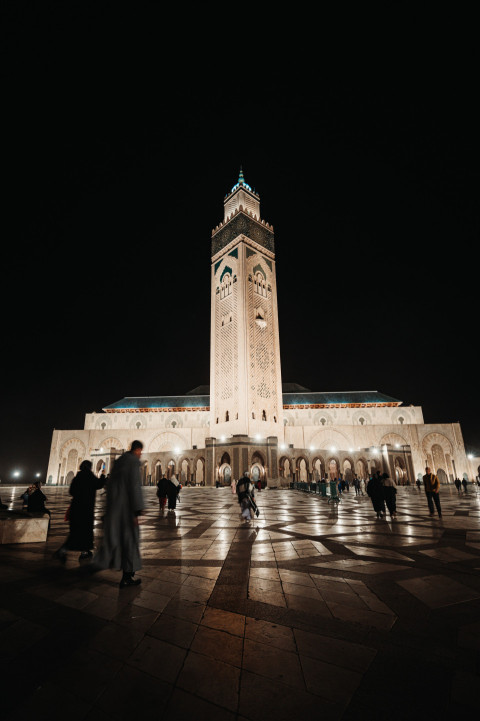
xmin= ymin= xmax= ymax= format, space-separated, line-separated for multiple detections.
xmin=1 ymin=483 xmax=480 ymax=719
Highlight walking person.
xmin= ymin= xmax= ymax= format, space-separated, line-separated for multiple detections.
xmin=454 ymin=477 xmax=461 ymax=493
xmin=359 ymin=477 xmax=366 ymax=495
xmin=236 ymin=471 xmax=255 ymax=523
xmin=54 ymin=460 xmax=104 ymax=563
xmin=382 ymin=472 xmax=398 ymax=520
xmin=367 ymin=472 xmax=386 ymax=519
xmin=230 ymin=478 xmax=237 ymax=496
xmin=156 ymin=474 xmax=169 ymax=510
xmin=461 ymin=477 xmax=468 ymax=493
xmin=423 ymin=466 xmax=442 ymax=518
xmin=353 ymin=475 xmax=360 ymax=496
xmin=167 ymin=474 xmax=180 ymax=510
xmin=92 ymin=440 xmax=146 ymax=588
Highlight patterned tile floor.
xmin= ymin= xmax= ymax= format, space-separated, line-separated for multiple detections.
xmin=1 ymin=483 xmax=480 ymax=719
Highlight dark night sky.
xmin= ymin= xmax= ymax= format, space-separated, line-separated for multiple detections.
xmin=1 ymin=3 xmax=479 ymax=481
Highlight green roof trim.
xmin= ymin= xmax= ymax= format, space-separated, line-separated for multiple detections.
xmin=220 ymin=265 xmax=232 ymax=283
xmin=103 ymin=390 xmax=401 ymax=412
xmin=103 ymin=395 xmax=210 ymax=411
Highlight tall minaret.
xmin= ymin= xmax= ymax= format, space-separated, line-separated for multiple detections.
xmin=210 ymin=170 xmax=284 ymax=442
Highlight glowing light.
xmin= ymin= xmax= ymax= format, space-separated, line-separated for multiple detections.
xmin=13 ymin=470 xmax=20 ymax=478
xmin=255 ymin=434 xmax=261 ymax=440
xmin=330 ymin=446 xmax=336 ymax=452
xmin=221 ymin=436 xmax=226 ymax=442
xmin=174 ymin=447 xmax=180 ymax=454
xmin=280 ymin=444 xmax=286 ymax=450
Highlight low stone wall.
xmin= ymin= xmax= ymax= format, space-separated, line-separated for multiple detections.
xmin=0 ymin=511 xmax=49 ymax=544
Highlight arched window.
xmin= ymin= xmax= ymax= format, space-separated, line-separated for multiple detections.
xmin=225 ymin=410 xmax=229 ymax=422
xmin=254 ymin=272 xmax=267 ymax=297
xmin=262 ymin=410 xmax=267 ymax=421
xmin=220 ymin=273 xmax=232 ymax=299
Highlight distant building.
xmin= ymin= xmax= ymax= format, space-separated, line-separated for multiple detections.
xmin=46 ymin=172 xmax=474 ymax=487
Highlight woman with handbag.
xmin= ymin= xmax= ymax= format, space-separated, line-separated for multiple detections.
xmin=54 ymin=460 xmax=104 ymax=562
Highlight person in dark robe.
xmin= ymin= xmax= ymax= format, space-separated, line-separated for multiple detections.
xmin=166 ymin=475 xmax=180 ymax=510
xmin=366 ymin=472 xmax=386 ymax=519
xmin=156 ymin=474 xmax=169 ymax=510
xmin=381 ymin=472 xmax=397 ymax=520
xmin=54 ymin=460 xmax=104 ymax=562
xmin=236 ymin=471 xmax=255 ymax=523
xmin=92 ymin=440 xmax=145 ymax=587
xmin=27 ymin=482 xmax=51 ymax=522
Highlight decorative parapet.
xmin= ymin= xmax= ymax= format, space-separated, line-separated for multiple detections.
xmin=211 ymin=208 xmax=274 ymax=256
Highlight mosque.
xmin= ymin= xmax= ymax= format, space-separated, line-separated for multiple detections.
xmin=46 ymin=171 xmax=473 ymax=488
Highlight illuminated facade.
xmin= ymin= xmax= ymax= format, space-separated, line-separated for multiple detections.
xmin=46 ymin=172 xmax=474 ymax=487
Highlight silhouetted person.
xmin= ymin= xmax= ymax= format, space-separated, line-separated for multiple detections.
xmin=461 ymin=477 xmax=468 ymax=493
xmin=367 ymin=473 xmax=385 ymax=519
xmin=454 ymin=477 xmax=461 ymax=493
xmin=423 ymin=466 xmax=442 ymax=518
xmin=92 ymin=440 xmax=145 ymax=587
xmin=382 ymin=472 xmax=397 ymax=520
xmin=27 ymin=482 xmax=51 ymax=521
xmin=156 ymin=474 xmax=169 ymax=510
xmin=353 ymin=475 xmax=360 ymax=495
xmin=54 ymin=460 xmax=104 ymax=563
xmin=166 ymin=475 xmax=180 ymax=510
xmin=236 ymin=471 xmax=255 ymax=523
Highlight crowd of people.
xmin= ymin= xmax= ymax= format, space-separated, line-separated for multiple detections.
xmin=6 ymin=443 xmax=476 ymax=589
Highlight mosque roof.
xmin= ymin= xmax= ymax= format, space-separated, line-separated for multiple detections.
xmin=103 ymin=395 xmax=210 ymax=412
xmin=103 ymin=389 xmax=401 ymax=412
xmin=282 ymin=390 xmax=402 ymax=407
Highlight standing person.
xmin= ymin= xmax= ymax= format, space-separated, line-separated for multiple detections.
xmin=454 ymin=477 xmax=461 ymax=493
xmin=416 ymin=477 xmax=421 ymax=490
xmin=461 ymin=477 xmax=468 ymax=493
xmin=359 ymin=477 xmax=366 ymax=496
xmin=54 ymin=460 xmax=104 ymax=562
xmin=230 ymin=478 xmax=237 ymax=496
xmin=167 ymin=474 xmax=180 ymax=510
xmin=423 ymin=466 xmax=442 ymax=518
xmin=382 ymin=472 xmax=398 ymax=520
xmin=353 ymin=475 xmax=360 ymax=496
xmin=92 ymin=440 xmax=145 ymax=588
xmin=156 ymin=474 xmax=169 ymax=510
xmin=236 ymin=471 xmax=255 ymax=523
xmin=367 ymin=473 xmax=386 ymax=519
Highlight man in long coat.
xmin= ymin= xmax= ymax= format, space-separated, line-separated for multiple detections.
xmin=93 ymin=440 xmax=145 ymax=587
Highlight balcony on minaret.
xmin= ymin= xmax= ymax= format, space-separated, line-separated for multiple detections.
xmin=224 ymin=169 xmax=260 ymax=221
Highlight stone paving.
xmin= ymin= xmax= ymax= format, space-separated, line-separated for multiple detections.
xmin=1 ymin=483 xmax=480 ymax=719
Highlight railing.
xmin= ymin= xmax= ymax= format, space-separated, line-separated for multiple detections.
xmin=290 ymin=480 xmax=341 ymax=503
